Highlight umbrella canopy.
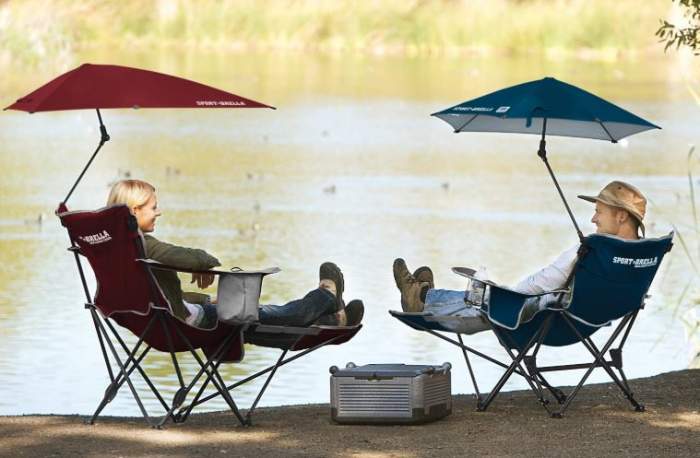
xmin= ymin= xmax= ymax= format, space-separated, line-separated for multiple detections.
xmin=4 ymin=63 xmax=274 ymax=112
xmin=4 ymin=63 xmax=274 ymax=206
xmin=432 ymin=77 xmax=659 ymax=142
xmin=431 ymin=77 xmax=660 ymax=241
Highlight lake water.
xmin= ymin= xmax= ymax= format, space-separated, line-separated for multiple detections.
xmin=0 ymin=49 xmax=698 ymax=417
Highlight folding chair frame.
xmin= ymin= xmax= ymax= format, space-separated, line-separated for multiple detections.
xmin=485 ymin=307 xmax=643 ymax=418
xmin=389 ymin=311 xmax=566 ymax=411
xmin=174 ymin=324 xmax=361 ymax=425
xmin=62 ymin=205 xmax=362 ymax=428
xmin=70 ymin=247 xmax=248 ymax=428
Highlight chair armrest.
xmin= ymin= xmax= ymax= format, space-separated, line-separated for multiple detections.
xmin=486 ymin=284 xmax=570 ymax=331
xmin=137 ymin=258 xmax=225 ymax=275
xmin=452 ymin=267 xmax=567 ymax=297
xmin=491 ymin=284 xmax=569 ymax=298
xmin=137 ymin=258 xmax=281 ymax=276
xmin=452 ymin=266 xmax=477 ymax=278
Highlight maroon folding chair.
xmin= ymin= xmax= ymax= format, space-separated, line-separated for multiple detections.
xmin=58 ymin=203 xmax=249 ymax=428
xmin=58 ymin=203 xmax=363 ymax=427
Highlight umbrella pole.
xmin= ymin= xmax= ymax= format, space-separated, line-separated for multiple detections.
xmin=62 ymin=109 xmax=111 ymax=206
xmin=537 ymin=118 xmax=585 ymax=243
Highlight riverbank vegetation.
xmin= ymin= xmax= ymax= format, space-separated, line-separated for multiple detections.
xmin=0 ymin=0 xmax=674 ymax=66
xmin=667 ymin=146 xmax=700 ymax=364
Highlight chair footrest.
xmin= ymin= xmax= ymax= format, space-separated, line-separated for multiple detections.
xmin=249 ymin=324 xmax=322 ymax=336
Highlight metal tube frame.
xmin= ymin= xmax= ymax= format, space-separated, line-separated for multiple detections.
xmin=537 ymin=117 xmax=585 ymax=243
xmin=71 ymin=242 xmax=248 ymax=428
xmin=175 ymin=330 xmax=350 ymax=425
xmin=63 ymin=109 xmax=110 ymax=206
xmin=491 ymin=309 xmax=644 ymax=418
xmin=391 ymin=315 xmax=565 ymax=411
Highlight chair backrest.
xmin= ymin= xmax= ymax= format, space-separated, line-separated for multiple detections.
xmin=566 ymin=232 xmax=674 ymax=326
xmin=58 ymin=204 xmax=168 ymax=316
xmin=57 ymin=204 xmax=243 ymax=361
xmin=497 ymin=232 xmax=673 ymax=349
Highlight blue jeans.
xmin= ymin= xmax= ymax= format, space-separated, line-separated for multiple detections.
xmin=258 ymin=288 xmax=336 ymax=326
xmin=424 ymin=288 xmax=470 ymax=313
xmin=423 ymin=288 xmax=489 ymax=333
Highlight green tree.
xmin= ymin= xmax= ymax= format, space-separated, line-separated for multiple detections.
xmin=657 ymin=0 xmax=700 ymax=54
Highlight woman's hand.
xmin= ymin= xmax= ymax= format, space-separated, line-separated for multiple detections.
xmin=191 ymin=272 xmax=215 ymax=289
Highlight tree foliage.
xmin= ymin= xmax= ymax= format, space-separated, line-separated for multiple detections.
xmin=657 ymin=0 xmax=700 ymax=54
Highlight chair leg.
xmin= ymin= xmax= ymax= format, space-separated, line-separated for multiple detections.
xmin=477 ymin=321 xmax=553 ymax=413
xmin=488 ymin=316 xmax=558 ymax=414
xmin=244 ymin=349 xmax=289 ymax=425
xmin=534 ymin=372 xmax=567 ymax=404
xmin=170 ymin=325 xmax=247 ymax=426
xmin=91 ymin=313 xmax=208 ymax=428
xmin=522 ymin=353 xmax=567 ymax=405
xmin=90 ymin=315 xmax=160 ymax=426
xmin=88 ymin=343 xmax=156 ymax=425
xmin=407 ymin=322 xmax=539 ymax=410
xmin=579 ymin=335 xmax=644 ymax=412
xmin=457 ymin=334 xmax=482 ymax=403
xmin=424 ymin=321 xmax=555 ymax=411
xmin=89 ymin=308 xmax=115 ymax=382
xmin=107 ymin=320 xmax=174 ymax=417
xmin=177 ymin=333 xmax=347 ymax=423
xmin=553 ymin=313 xmax=641 ymax=417
xmin=477 ymin=348 xmax=529 ymax=412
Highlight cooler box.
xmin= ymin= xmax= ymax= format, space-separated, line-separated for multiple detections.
xmin=329 ymin=362 xmax=452 ymax=424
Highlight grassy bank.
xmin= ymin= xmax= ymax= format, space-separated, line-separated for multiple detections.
xmin=0 ymin=0 xmax=672 ymax=66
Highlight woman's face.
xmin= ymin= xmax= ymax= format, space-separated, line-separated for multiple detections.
xmin=132 ymin=193 xmax=161 ymax=233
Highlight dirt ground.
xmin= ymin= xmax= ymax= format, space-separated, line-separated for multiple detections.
xmin=1 ymin=369 xmax=698 ymax=458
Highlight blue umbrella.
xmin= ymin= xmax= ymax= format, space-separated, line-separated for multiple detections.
xmin=432 ymin=77 xmax=660 ymax=240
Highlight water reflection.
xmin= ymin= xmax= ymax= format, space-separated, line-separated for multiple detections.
xmin=0 ymin=50 xmax=697 ymax=416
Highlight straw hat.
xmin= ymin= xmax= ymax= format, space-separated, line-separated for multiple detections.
xmin=578 ymin=181 xmax=647 ymax=236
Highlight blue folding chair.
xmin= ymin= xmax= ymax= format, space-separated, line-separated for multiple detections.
xmin=392 ymin=232 xmax=673 ymax=417
xmin=480 ymin=232 xmax=674 ymax=417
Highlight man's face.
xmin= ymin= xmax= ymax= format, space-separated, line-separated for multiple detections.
xmin=590 ymin=201 xmax=621 ymax=235
xmin=133 ymin=193 xmax=161 ymax=233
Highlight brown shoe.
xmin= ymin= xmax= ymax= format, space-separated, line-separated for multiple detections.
xmin=319 ymin=262 xmax=344 ymax=312
xmin=315 ymin=299 xmax=363 ymax=326
xmin=413 ymin=266 xmax=434 ymax=290
xmin=393 ymin=258 xmax=428 ymax=312
xmin=345 ymin=299 xmax=364 ymax=325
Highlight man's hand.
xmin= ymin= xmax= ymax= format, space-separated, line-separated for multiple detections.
xmin=191 ymin=272 xmax=215 ymax=289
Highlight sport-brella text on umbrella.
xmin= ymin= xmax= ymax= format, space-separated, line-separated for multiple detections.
xmin=432 ymin=77 xmax=660 ymax=242
xmin=4 ymin=63 xmax=275 ymax=206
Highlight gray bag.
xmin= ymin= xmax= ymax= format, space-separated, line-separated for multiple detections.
xmin=216 ymin=267 xmax=280 ymax=324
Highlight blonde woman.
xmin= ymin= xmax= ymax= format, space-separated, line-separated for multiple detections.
xmin=107 ymin=179 xmax=364 ymax=329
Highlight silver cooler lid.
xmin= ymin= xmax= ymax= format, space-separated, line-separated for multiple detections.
xmin=330 ymin=362 xmax=451 ymax=378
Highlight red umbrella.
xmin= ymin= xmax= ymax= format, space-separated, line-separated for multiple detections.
xmin=4 ymin=63 xmax=275 ymax=206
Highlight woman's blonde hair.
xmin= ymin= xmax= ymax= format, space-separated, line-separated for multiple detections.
xmin=107 ymin=179 xmax=156 ymax=211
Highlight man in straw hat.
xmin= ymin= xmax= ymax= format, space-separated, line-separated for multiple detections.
xmin=578 ymin=180 xmax=646 ymax=239
xmin=392 ymin=181 xmax=647 ymax=331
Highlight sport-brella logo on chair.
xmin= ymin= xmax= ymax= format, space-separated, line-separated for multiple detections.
xmin=612 ymin=256 xmax=659 ymax=268
xmin=78 ymin=230 xmax=112 ymax=245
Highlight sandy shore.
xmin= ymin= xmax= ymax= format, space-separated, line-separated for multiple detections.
xmin=1 ymin=369 xmax=698 ymax=457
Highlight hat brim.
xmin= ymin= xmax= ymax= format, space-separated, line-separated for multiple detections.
xmin=577 ymin=194 xmax=598 ymax=203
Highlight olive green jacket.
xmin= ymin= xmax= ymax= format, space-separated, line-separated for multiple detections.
xmin=143 ymin=234 xmax=221 ymax=320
